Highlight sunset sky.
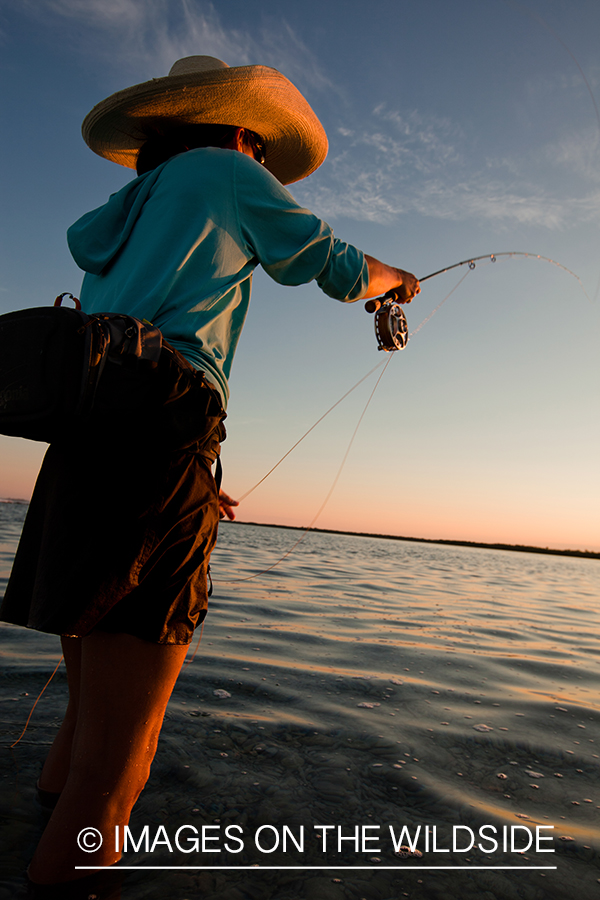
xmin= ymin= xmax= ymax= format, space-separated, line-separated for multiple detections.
xmin=1 ymin=0 xmax=599 ymax=551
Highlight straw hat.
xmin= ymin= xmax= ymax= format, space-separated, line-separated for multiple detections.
xmin=82 ymin=55 xmax=328 ymax=185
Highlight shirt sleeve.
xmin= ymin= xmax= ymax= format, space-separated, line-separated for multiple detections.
xmin=234 ymin=153 xmax=369 ymax=302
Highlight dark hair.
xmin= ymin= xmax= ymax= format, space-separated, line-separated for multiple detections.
xmin=136 ymin=123 xmax=264 ymax=175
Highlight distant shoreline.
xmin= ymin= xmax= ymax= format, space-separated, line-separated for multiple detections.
xmin=224 ymin=520 xmax=600 ymax=561
xmin=3 ymin=499 xmax=597 ymax=560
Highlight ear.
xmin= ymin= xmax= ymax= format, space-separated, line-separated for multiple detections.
xmin=233 ymin=127 xmax=246 ymax=151
xmin=221 ymin=127 xmax=245 ymax=152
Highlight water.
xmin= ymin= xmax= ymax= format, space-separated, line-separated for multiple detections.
xmin=1 ymin=502 xmax=599 ymax=899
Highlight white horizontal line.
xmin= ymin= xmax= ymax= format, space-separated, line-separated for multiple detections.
xmin=76 ymin=865 xmax=558 ymax=871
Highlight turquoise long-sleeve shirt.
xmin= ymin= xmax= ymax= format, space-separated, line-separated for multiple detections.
xmin=67 ymin=148 xmax=368 ymax=407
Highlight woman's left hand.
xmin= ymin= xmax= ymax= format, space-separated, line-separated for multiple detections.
xmin=219 ymin=489 xmax=239 ymax=520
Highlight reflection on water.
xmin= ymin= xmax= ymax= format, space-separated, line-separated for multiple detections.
xmin=1 ymin=509 xmax=599 ymax=899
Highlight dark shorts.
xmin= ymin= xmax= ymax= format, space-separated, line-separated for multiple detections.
xmin=0 ymin=345 xmax=226 ymax=645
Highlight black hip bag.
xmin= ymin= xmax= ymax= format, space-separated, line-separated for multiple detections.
xmin=0 ymin=293 xmax=226 ymax=454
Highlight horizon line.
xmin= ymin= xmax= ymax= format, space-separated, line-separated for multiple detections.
xmin=223 ymin=520 xmax=600 ymax=561
xmin=3 ymin=497 xmax=597 ymax=559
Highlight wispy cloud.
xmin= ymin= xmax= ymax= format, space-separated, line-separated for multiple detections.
xmin=294 ymin=104 xmax=600 ymax=229
xmin=18 ymin=0 xmax=334 ymax=93
xmin=17 ymin=0 xmax=600 ymax=229
xmin=543 ymin=128 xmax=600 ymax=182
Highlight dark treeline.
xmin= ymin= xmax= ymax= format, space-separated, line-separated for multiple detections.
xmin=225 ymin=520 xmax=600 ymax=561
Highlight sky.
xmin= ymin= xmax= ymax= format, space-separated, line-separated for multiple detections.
xmin=0 ymin=0 xmax=599 ymax=551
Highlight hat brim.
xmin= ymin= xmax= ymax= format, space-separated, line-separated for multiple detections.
xmin=82 ymin=65 xmax=328 ymax=185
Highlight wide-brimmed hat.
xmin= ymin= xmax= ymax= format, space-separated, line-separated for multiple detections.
xmin=82 ymin=55 xmax=328 ymax=185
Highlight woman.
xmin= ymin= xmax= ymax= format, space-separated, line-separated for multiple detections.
xmin=2 ymin=55 xmax=419 ymax=891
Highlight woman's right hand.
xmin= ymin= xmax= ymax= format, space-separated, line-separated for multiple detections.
xmin=363 ymin=255 xmax=420 ymax=301
xmin=392 ymin=269 xmax=421 ymax=303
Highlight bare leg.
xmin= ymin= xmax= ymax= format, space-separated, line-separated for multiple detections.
xmin=38 ymin=636 xmax=82 ymax=794
xmin=28 ymin=631 xmax=189 ymax=884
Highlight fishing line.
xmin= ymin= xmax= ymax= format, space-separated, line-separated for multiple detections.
xmin=223 ymin=353 xmax=395 ymax=584
xmin=182 ymin=619 xmax=206 ymax=670
xmin=409 ymin=269 xmax=471 ymax=337
xmin=9 ymin=656 xmax=64 ymax=748
xmin=237 ymin=358 xmax=388 ymax=502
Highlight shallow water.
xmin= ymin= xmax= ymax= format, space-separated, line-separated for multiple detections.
xmin=1 ymin=502 xmax=599 ymax=899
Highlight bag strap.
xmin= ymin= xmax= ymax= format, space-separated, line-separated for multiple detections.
xmin=54 ymin=293 xmax=99 ymax=416
xmin=54 ymin=292 xmax=82 ymax=310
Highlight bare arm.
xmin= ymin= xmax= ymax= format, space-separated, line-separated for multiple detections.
xmin=363 ymin=255 xmax=420 ymax=302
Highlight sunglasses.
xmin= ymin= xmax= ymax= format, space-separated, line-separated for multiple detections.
xmin=246 ymin=131 xmax=266 ymax=165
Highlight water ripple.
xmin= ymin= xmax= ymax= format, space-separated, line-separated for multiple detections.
xmin=1 ymin=516 xmax=599 ymax=898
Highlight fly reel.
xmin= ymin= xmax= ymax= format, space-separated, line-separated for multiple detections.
xmin=364 ymin=289 xmax=409 ymax=351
